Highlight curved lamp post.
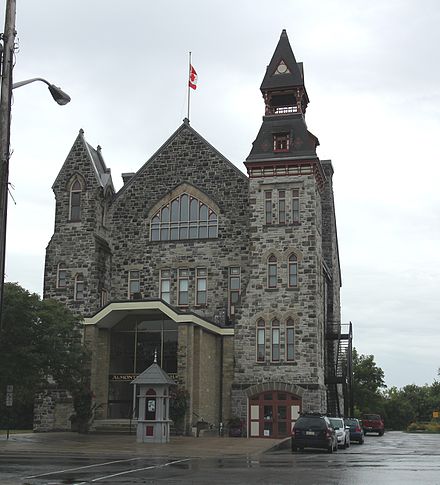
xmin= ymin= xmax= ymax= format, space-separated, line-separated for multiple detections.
xmin=0 ymin=0 xmax=71 ymax=328
xmin=12 ymin=77 xmax=71 ymax=105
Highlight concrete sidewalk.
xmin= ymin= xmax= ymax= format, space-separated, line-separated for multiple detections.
xmin=0 ymin=432 xmax=288 ymax=458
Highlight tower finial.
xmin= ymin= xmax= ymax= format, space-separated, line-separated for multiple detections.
xmin=154 ymin=349 xmax=158 ymax=363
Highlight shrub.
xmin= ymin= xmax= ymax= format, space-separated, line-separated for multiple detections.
xmin=407 ymin=421 xmax=440 ymax=433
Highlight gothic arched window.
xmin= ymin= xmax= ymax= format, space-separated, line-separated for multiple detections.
xmin=271 ymin=318 xmax=280 ymax=362
xmin=286 ymin=317 xmax=295 ymax=361
xmin=256 ymin=318 xmax=266 ymax=362
xmin=57 ymin=263 xmax=67 ymax=288
xmin=267 ymin=254 xmax=277 ymax=288
xmin=288 ymin=253 xmax=298 ymax=287
xmin=150 ymin=193 xmax=218 ymax=241
xmin=74 ymin=274 xmax=84 ymax=301
xmin=70 ymin=180 xmax=82 ymax=221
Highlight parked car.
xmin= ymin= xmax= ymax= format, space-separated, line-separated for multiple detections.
xmin=344 ymin=417 xmax=364 ymax=444
xmin=361 ymin=414 xmax=384 ymax=436
xmin=329 ymin=417 xmax=350 ymax=448
xmin=291 ymin=413 xmax=338 ymax=453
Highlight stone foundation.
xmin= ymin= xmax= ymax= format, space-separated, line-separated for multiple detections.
xmin=34 ymin=389 xmax=73 ymax=432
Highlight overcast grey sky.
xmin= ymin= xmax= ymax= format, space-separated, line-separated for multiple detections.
xmin=3 ymin=0 xmax=439 ymax=389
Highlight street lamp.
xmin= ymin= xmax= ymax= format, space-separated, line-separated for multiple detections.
xmin=0 ymin=0 xmax=71 ymax=328
xmin=12 ymin=77 xmax=71 ymax=105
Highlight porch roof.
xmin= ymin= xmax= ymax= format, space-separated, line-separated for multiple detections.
xmin=83 ymin=299 xmax=234 ymax=336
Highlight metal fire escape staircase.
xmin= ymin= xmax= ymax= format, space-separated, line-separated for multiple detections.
xmin=325 ymin=322 xmax=353 ymax=417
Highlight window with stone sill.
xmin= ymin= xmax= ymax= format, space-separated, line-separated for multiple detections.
xmin=267 ymin=254 xmax=278 ymax=289
xmin=69 ymin=180 xmax=82 ymax=222
xmin=265 ymin=191 xmax=273 ymax=225
xmin=57 ymin=263 xmax=67 ymax=289
xmin=74 ymin=274 xmax=84 ymax=301
xmin=160 ymin=269 xmax=171 ymax=304
xmin=288 ymin=254 xmax=298 ymax=288
xmin=292 ymin=188 xmax=300 ymax=224
xmin=128 ymin=270 xmax=141 ymax=299
xmin=195 ymin=268 xmax=207 ymax=306
xmin=271 ymin=319 xmax=280 ymax=362
xmin=278 ymin=190 xmax=286 ymax=224
xmin=256 ymin=318 xmax=266 ymax=362
xmin=178 ymin=268 xmax=189 ymax=306
xmin=286 ymin=318 xmax=295 ymax=361
xmin=150 ymin=193 xmax=218 ymax=241
xmin=228 ymin=266 xmax=241 ymax=316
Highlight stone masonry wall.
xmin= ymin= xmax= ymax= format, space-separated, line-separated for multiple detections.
xmin=107 ymin=125 xmax=250 ymax=321
xmin=192 ymin=328 xmax=221 ymax=425
xmin=233 ymin=171 xmax=326 ymax=417
xmin=34 ymin=389 xmax=73 ymax=432
xmin=44 ymin=132 xmax=111 ymax=318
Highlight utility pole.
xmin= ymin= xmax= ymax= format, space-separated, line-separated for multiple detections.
xmin=0 ymin=0 xmax=17 ymax=328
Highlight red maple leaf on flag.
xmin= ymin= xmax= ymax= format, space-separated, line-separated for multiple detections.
xmin=189 ymin=64 xmax=198 ymax=90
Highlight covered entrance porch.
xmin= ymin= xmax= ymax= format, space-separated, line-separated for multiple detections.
xmin=83 ymin=300 xmax=234 ymax=427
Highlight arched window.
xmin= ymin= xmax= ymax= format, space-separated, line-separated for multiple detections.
xmin=74 ymin=274 xmax=84 ymax=301
xmin=267 ymin=255 xmax=277 ymax=288
xmin=288 ymin=254 xmax=298 ymax=287
xmin=70 ymin=180 xmax=82 ymax=221
xmin=256 ymin=318 xmax=266 ymax=362
xmin=57 ymin=263 xmax=67 ymax=288
xmin=271 ymin=318 xmax=280 ymax=362
xmin=150 ymin=193 xmax=218 ymax=241
xmin=286 ymin=318 xmax=295 ymax=361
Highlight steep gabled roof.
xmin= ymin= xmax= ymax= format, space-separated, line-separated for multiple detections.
xmin=52 ymin=129 xmax=115 ymax=192
xmin=115 ymin=118 xmax=247 ymax=200
xmin=260 ymin=29 xmax=305 ymax=91
xmin=86 ymin=142 xmax=115 ymax=192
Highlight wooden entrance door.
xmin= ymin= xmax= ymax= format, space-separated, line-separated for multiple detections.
xmin=249 ymin=391 xmax=301 ymax=438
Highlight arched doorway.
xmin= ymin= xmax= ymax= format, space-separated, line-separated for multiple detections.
xmin=248 ymin=391 xmax=301 ymax=438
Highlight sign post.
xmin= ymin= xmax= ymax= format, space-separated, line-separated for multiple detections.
xmin=5 ymin=385 xmax=13 ymax=439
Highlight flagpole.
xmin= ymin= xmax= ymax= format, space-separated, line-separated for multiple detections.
xmin=187 ymin=51 xmax=191 ymax=121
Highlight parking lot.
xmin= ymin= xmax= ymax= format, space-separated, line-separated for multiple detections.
xmin=1 ymin=431 xmax=440 ymax=484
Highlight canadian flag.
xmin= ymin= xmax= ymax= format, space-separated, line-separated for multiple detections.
xmin=189 ymin=64 xmax=198 ymax=90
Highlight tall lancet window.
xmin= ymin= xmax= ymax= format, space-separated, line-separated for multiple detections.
xmin=70 ymin=180 xmax=82 ymax=221
xmin=267 ymin=255 xmax=278 ymax=289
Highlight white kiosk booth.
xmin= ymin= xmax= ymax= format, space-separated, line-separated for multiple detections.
xmin=131 ymin=360 xmax=176 ymax=443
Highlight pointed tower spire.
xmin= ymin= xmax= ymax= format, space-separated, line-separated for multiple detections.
xmin=260 ymin=29 xmax=309 ymax=116
xmin=245 ymin=30 xmax=324 ymax=190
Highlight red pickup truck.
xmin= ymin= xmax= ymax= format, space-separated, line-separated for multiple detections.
xmin=361 ymin=414 xmax=384 ymax=436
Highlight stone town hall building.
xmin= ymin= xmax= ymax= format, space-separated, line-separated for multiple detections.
xmin=40 ymin=30 xmax=352 ymax=438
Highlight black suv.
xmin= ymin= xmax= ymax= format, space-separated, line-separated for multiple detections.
xmin=291 ymin=413 xmax=338 ymax=453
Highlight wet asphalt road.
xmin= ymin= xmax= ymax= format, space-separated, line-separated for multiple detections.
xmin=1 ymin=431 xmax=440 ymax=484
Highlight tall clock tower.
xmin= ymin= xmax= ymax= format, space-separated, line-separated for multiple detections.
xmin=232 ymin=30 xmax=341 ymax=437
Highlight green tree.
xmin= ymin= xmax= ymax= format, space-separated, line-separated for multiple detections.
xmin=400 ymin=383 xmax=437 ymax=422
xmin=0 ymin=283 xmax=89 ymax=429
xmin=383 ymin=386 xmax=415 ymax=429
xmin=352 ymin=348 xmax=386 ymax=415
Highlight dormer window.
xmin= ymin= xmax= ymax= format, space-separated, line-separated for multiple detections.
xmin=273 ymin=133 xmax=290 ymax=152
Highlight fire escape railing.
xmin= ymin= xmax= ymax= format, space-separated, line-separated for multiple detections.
xmin=325 ymin=321 xmax=353 ymax=417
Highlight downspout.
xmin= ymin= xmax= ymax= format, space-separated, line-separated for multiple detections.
xmin=219 ymin=336 xmax=224 ymax=430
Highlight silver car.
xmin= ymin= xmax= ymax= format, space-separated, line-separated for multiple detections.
xmin=329 ymin=417 xmax=350 ymax=449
